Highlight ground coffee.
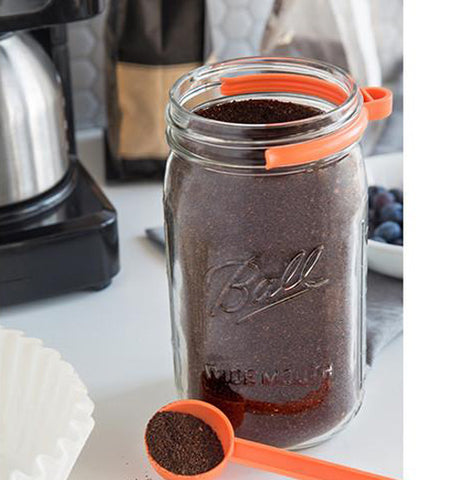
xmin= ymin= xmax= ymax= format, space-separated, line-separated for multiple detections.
xmin=165 ymin=98 xmax=367 ymax=448
xmin=145 ymin=412 xmax=224 ymax=475
xmin=197 ymin=99 xmax=321 ymax=124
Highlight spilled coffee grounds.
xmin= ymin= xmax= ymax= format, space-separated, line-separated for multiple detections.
xmin=145 ymin=412 xmax=224 ymax=475
xmin=165 ymin=98 xmax=367 ymax=447
xmin=197 ymin=99 xmax=321 ymax=124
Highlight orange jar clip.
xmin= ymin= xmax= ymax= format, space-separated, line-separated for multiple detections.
xmin=220 ymin=74 xmax=393 ymax=170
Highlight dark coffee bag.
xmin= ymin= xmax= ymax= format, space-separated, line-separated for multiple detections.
xmin=105 ymin=0 xmax=205 ymax=180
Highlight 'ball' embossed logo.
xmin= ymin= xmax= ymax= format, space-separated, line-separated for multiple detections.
xmin=205 ymin=246 xmax=329 ymax=324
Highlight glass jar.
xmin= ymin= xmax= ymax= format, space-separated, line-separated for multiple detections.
xmin=164 ymin=57 xmax=391 ymax=449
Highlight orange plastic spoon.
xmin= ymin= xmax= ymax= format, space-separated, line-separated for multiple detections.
xmin=145 ymin=400 xmax=396 ymax=480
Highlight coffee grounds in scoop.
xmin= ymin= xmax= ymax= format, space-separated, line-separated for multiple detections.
xmin=196 ymin=99 xmax=321 ymax=124
xmin=145 ymin=411 xmax=224 ymax=475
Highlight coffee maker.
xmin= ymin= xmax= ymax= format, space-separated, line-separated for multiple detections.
xmin=0 ymin=0 xmax=120 ymax=306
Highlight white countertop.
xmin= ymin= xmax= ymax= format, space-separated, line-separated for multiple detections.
xmin=1 ymin=131 xmax=403 ymax=480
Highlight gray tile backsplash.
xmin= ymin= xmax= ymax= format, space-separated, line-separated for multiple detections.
xmin=68 ymin=12 xmax=107 ymax=130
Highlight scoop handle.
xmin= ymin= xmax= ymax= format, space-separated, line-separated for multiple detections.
xmin=232 ymin=437 xmax=395 ymax=480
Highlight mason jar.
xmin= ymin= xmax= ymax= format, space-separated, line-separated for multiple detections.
xmin=164 ymin=57 xmax=392 ymax=449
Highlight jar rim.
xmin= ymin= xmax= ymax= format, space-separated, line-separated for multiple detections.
xmin=169 ymin=57 xmax=360 ymax=129
xmin=167 ymin=57 xmax=363 ymax=171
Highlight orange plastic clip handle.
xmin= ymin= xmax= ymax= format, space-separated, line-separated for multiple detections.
xmin=234 ymin=437 xmax=394 ymax=480
xmin=220 ymin=74 xmax=393 ymax=169
xmin=361 ymin=86 xmax=393 ymax=121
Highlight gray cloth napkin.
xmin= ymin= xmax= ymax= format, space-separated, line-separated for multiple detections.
xmin=366 ymin=270 xmax=403 ymax=364
xmin=146 ymin=227 xmax=403 ymax=365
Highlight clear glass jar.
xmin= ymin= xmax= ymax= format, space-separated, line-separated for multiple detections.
xmin=164 ymin=58 xmax=370 ymax=449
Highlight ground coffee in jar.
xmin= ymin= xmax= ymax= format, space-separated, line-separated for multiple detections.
xmin=164 ymin=58 xmax=392 ymax=449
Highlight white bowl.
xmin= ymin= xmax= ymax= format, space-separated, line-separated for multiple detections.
xmin=366 ymin=152 xmax=403 ymax=279
xmin=0 ymin=327 xmax=95 ymax=480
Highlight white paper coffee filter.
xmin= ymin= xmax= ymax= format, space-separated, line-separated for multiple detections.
xmin=0 ymin=327 xmax=95 ymax=480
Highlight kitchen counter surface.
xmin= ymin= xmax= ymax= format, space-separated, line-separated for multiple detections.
xmin=1 ymin=131 xmax=403 ymax=480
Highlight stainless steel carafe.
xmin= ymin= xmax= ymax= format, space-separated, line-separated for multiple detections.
xmin=0 ymin=32 xmax=69 ymax=207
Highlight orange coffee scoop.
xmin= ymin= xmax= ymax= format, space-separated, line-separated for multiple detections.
xmin=145 ymin=399 xmax=396 ymax=480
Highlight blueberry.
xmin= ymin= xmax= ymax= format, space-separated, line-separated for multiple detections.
xmin=368 ymin=185 xmax=386 ymax=208
xmin=380 ymin=202 xmax=403 ymax=223
xmin=373 ymin=191 xmax=395 ymax=211
xmin=391 ymin=237 xmax=403 ymax=246
xmin=370 ymin=235 xmax=387 ymax=243
xmin=389 ymin=188 xmax=403 ymax=204
xmin=373 ymin=221 xmax=402 ymax=242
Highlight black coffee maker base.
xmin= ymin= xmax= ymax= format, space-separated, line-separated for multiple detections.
xmin=0 ymin=161 xmax=120 ymax=306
